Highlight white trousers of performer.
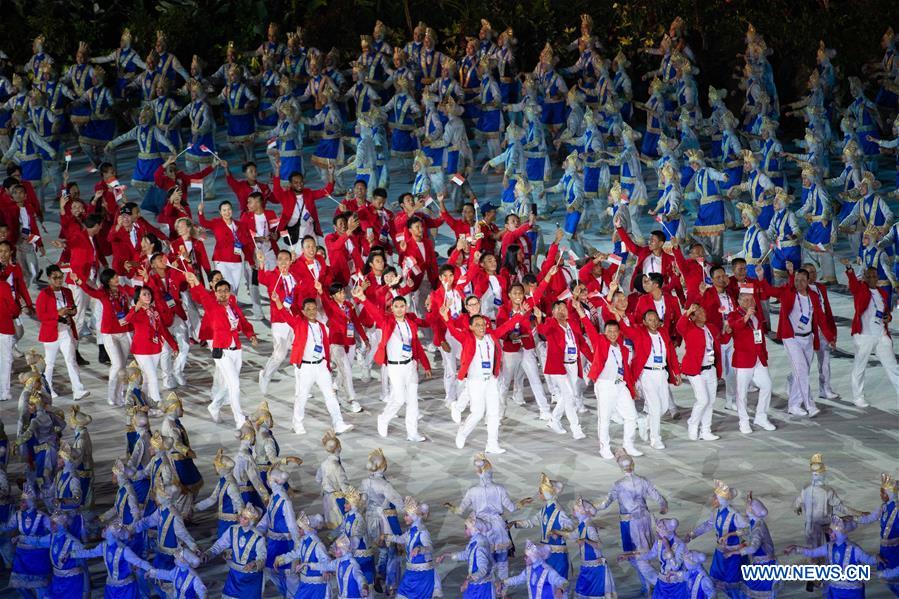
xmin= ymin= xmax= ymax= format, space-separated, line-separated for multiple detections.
xmin=498 ymin=348 xmax=551 ymax=416
xmin=735 ymin=359 xmax=773 ymax=427
xmin=814 ymin=344 xmax=837 ymax=398
xmin=439 ymin=336 xmax=462 ymax=405
xmin=16 ymin=240 xmax=39 ymax=284
xmin=259 ymin=322 xmax=294 ymax=392
xmin=0 ymin=333 xmax=13 ymax=401
xmin=211 ymin=348 xmax=245 ymax=429
xmin=161 ymin=316 xmax=190 ymax=388
xmin=215 ymin=261 xmax=243 ymax=294
xmin=686 ymin=369 xmax=718 ymax=437
xmin=596 ymin=379 xmax=637 ymax=453
xmin=44 ymin=326 xmax=86 ymax=397
xmin=851 ymin=333 xmax=899 ymax=405
xmin=638 ymin=370 xmax=667 ymax=445
xmin=548 ymin=363 xmax=582 ymax=435
xmin=102 ymin=332 xmax=131 ymax=405
xmin=784 ymin=335 xmax=816 ymax=413
xmin=293 ymin=361 xmax=346 ymax=431
xmin=458 ymin=374 xmax=502 ymax=451
xmin=331 ymin=345 xmax=357 ymax=402
xmin=720 ymin=340 xmax=736 ymax=405
xmin=381 ymin=362 xmax=420 ymax=439
xmin=134 ymin=353 xmax=163 ymax=406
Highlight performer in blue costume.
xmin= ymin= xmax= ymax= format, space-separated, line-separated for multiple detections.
xmin=205 ymin=504 xmax=267 ymax=599
xmin=686 ymin=480 xmax=747 ymax=599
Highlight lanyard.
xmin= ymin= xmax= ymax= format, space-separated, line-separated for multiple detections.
xmin=564 ymin=325 xmax=575 ymax=348
xmin=397 ymin=321 xmax=411 ymax=345
xmin=478 ymin=338 xmax=493 ymax=368
xmin=655 ymin=297 xmax=665 ymax=321
xmin=652 ymin=334 xmax=663 ymax=358
xmin=704 ymin=327 xmax=714 ymax=353
xmin=610 ymin=345 xmax=622 ymax=370
xmin=308 ymin=322 xmax=321 ymax=347
xmin=797 ymin=293 xmax=809 ymax=319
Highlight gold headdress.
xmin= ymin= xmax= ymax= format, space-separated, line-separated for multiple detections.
xmin=810 ymin=452 xmax=826 ymax=473
xmin=121 ymin=28 xmax=133 ymax=45
xmin=163 ymin=392 xmax=182 ymax=414
xmin=213 ymin=448 xmax=235 ymax=472
xmin=539 ymin=43 xmax=554 ymax=65
xmin=713 ymin=479 xmax=737 ymax=500
xmin=881 ymin=473 xmax=898 ymax=494
xmin=367 ymin=448 xmax=388 ymax=472
xmin=424 ymin=27 xmax=437 ymax=44
xmin=473 ymin=452 xmax=492 ymax=474
xmin=77 ymin=41 xmax=90 ymax=55
xmin=156 ymin=30 xmax=167 ymax=45
xmin=360 ymin=35 xmax=373 ymax=50
xmin=237 ymin=422 xmax=256 ymax=443
xmin=614 ymin=447 xmax=635 ymax=471
xmin=150 ymin=431 xmax=173 ymax=452
xmin=538 ymin=472 xmax=562 ymax=497
xmin=685 ymin=148 xmax=705 ymax=164
xmin=340 ymin=486 xmax=364 ymax=509
xmin=58 ymin=441 xmax=80 ymax=463
xmin=737 ymin=202 xmax=760 ymax=222
xmin=67 ymin=406 xmax=92 ymax=428
xmin=480 ymin=19 xmax=495 ymax=38
xmin=581 ymin=13 xmax=594 ymax=30
xmin=240 ymin=504 xmax=261 ymax=523
xmin=574 ymin=496 xmax=597 ymax=517
xmin=322 ymin=428 xmax=341 ymax=454
xmin=253 ymin=400 xmax=273 ymax=429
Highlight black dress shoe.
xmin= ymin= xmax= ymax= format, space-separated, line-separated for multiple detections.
xmin=98 ymin=344 xmax=111 ymax=365
xmin=75 ymin=350 xmax=90 ymax=366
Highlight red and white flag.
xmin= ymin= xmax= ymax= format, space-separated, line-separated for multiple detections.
xmin=64 ymin=150 xmax=72 ymax=163
xmin=267 ymin=138 xmax=277 ymax=150
xmin=106 ymin=178 xmax=120 ymax=188
xmin=190 ymin=179 xmax=204 ymax=190
xmin=739 ymin=284 xmax=755 ymax=295
xmin=605 ymin=254 xmax=623 ymax=266
xmin=451 ymin=173 xmax=465 ymax=186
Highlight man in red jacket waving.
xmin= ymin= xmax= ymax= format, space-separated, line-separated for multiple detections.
xmin=727 ymin=290 xmax=777 ymax=435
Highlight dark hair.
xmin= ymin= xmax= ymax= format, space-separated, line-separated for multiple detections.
xmin=0 ymin=240 xmax=10 ymax=250
xmin=123 ymin=201 xmax=138 ymax=214
xmin=406 ymin=216 xmax=422 ymax=229
xmin=796 ymin=268 xmax=810 ymax=278
xmin=328 ymin=282 xmax=344 ymax=296
xmin=504 ymin=213 xmax=519 ymax=225
xmin=503 ymin=244 xmax=522 ymax=276
xmin=709 ymin=265 xmax=725 ymax=278
xmin=133 ymin=285 xmax=154 ymax=304
xmin=650 ymin=230 xmax=666 ymax=244
xmin=150 ymin=252 xmax=166 ymax=265
xmin=84 ymin=214 xmax=103 ymax=228
xmin=522 ymin=273 xmax=538 ymax=285
xmin=353 ymin=178 xmax=368 ymax=188
xmin=242 ymin=162 xmax=257 ymax=172
xmin=1 ymin=177 xmax=17 ymax=190
xmin=438 ymin=264 xmax=455 ymax=276
xmin=552 ymin=300 xmax=567 ymax=309
xmin=391 ymin=296 xmax=407 ymax=305
xmin=289 ymin=171 xmax=304 ymax=181
xmin=509 ymin=282 xmax=525 ymax=294
xmin=604 ymin=320 xmax=620 ymax=329
xmin=333 ymin=212 xmax=348 ymax=226
xmin=372 ymin=187 xmax=388 ymax=199
xmin=302 ymin=297 xmax=317 ymax=308
xmin=470 ymin=314 xmax=486 ymax=326
xmin=99 ymin=268 xmax=118 ymax=289
xmin=277 ymin=249 xmax=292 ymax=259
xmin=642 ymin=309 xmax=659 ymax=322
xmin=645 ymin=272 xmax=664 ymax=288
xmin=143 ymin=234 xmax=163 ymax=254
xmin=209 ymin=269 xmax=222 ymax=280
xmin=218 ymin=200 xmax=232 ymax=210
xmin=5 ymin=164 xmax=22 ymax=178
xmin=46 ymin=265 xmax=63 ymax=277
xmin=383 ymin=265 xmax=398 ymax=277
xmin=247 ymin=191 xmax=263 ymax=204
xmin=99 ymin=162 xmax=115 ymax=176
xmin=214 ymin=280 xmax=231 ymax=291
xmin=302 ymin=235 xmax=316 ymax=245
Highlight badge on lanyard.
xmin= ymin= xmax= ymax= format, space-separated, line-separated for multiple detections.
xmin=402 ymin=343 xmax=412 ymax=352
xmin=283 ymin=295 xmax=294 ymax=306
xmin=347 ymin=322 xmax=355 ymax=338
xmin=753 ymin=329 xmax=763 ymax=344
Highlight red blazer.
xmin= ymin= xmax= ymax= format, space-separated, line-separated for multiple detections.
xmin=812 ymin=282 xmax=837 ymax=339
xmin=440 ymin=209 xmax=478 ymax=240
xmin=496 ymin=301 xmax=542 ymax=351
xmin=36 ymin=286 xmax=76 ymax=342
xmin=109 ymin=221 xmax=162 ymax=275
xmin=393 ymin=211 xmax=443 ymax=241
xmin=499 ymin=223 xmax=533 ymax=259
xmin=361 ymin=298 xmax=431 ymax=369
xmin=80 ymin=284 xmax=134 ymax=334
xmin=672 ymin=246 xmax=708 ymax=291
xmin=728 ymin=309 xmax=768 ymax=368
xmin=847 ymin=268 xmax=891 ymax=336
xmin=65 ymin=226 xmax=101 ymax=284
xmin=691 ymin=286 xmax=736 ymax=344
xmin=632 ymin=293 xmax=682 ymax=343
xmin=157 ymin=201 xmax=193 ymax=237
xmin=321 ymin=294 xmax=369 ymax=348
xmin=283 ymin=313 xmax=332 ymax=368
xmin=398 ymin=234 xmax=438 ymax=287
xmin=271 ymin=177 xmax=334 ymax=236
xmin=535 ymin=317 xmax=586 ymax=376
xmin=617 ymin=227 xmax=676 ymax=282
xmin=760 ymin=279 xmax=835 ymax=348
xmin=462 ymin=254 xmax=509 ymax=303
xmin=324 ymin=231 xmax=364 ymax=287
xmin=125 ymin=306 xmax=178 ymax=354
xmin=225 ymin=172 xmax=274 ymax=212
xmin=579 ymin=315 xmax=637 ymax=396
xmin=144 ymin=268 xmax=189 ymax=323
xmin=190 ymin=286 xmax=255 ymax=349
xmin=238 ymin=209 xmax=280 ymax=255
xmin=0 ymin=281 xmax=21 ymax=335
xmin=446 ymin=313 xmax=527 ymax=380
xmin=676 ymin=314 xmax=723 ymax=377
xmin=427 ymin=284 xmax=467 ymax=346
xmin=154 ymin=164 xmax=214 ymax=196
xmin=357 ymin=204 xmax=396 ymax=249
xmin=619 ymin=320 xmax=681 ymax=382
xmin=197 ymin=214 xmax=255 ymax=263
xmin=290 ymin=255 xmax=330 ymax=298
xmin=0 ymin=262 xmax=34 ymax=310
xmin=169 ymin=236 xmax=212 ymax=275
xmin=258 ymin=268 xmax=301 ymax=324
xmin=727 ymin=277 xmax=768 ymax=327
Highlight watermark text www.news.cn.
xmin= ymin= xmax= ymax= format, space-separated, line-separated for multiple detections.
xmin=742 ymin=565 xmax=870 ymax=582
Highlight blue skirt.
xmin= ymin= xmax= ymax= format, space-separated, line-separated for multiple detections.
xmin=153 ymin=552 xmax=175 ymax=570
xmin=186 ymin=133 xmax=215 ymax=162
xmin=477 ymin=110 xmax=501 ymax=134
xmin=257 ymin=102 xmax=278 ymax=129
xmin=641 ymin=132 xmax=660 ymax=157
xmin=501 ymin=178 xmax=517 ymax=207
xmin=823 ymin=586 xmax=865 ymax=599
xmin=133 ymin=478 xmax=150 ymax=505
xmin=771 ymin=246 xmax=801 ymax=275
xmin=838 ymin=201 xmax=857 ymax=221
xmin=223 ymin=569 xmax=264 ymax=599
xmin=464 ymin=580 xmax=495 ymax=599
xmin=541 ymin=102 xmax=565 ymax=126
xmin=499 ymin=81 xmax=518 ymax=104
xmin=266 ymin=538 xmax=294 ymax=569
xmin=12 ymin=546 xmax=51 ymax=587
xmin=80 ymin=119 xmax=116 ymax=145
xmin=680 ymin=166 xmax=694 ymax=189
xmin=546 ymin=550 xmax=569 ymax=579
xmin=564 ymin=210 xmax=581 ymax=235
xmin=423 ymin=146 xmax=444 ymax=168
xmin=526 ymin=156 xmax=547 ymax=182
xmin=445 ymin=150 xmax=460 ymax=175
xmin=105 ymin=581 xmax=140 ymax=599
xmin=295 ymin=581 xmax=328 ymax=598
xmin=710 ymin=549 xmax=743 ymax=585
xmin=134 ymin=157 xmax=164 ymax=184
xmin=226 ymin=113 xmax=256 ymax=142
xmin=164 ymin=129 xmax=182 ymax=150
xmin=805 ymin=222 xmax=832 ymax=246
xmin=19 ymin=158 xmax=43 ymax=182
xmin=358 ymin=554 xmax=375 ymax=583
xmin=391 ymin=130 xmax=418 ymax=157
xmin=396 ymin=566 xmax=435 ymax=599
xmin=462 ymin=101 xmax=480 ymax=121
xmin=174 ymin=458 xmax=203 ymax=491
xmin=659 ymin=219 xmax=681 ymax=240
xmin=279 ymin=155 xmax=304 ymax=180
xmin=757 ymin=205 xmax=774 ymax=230
xmin=620 ymin=521 xmax=636 ymax=552
xmin=722 ymin=167 xmax=742 ymax=191
xmin=876 ymin=87 xmax=899 ymax=110
xmin=584 ymin=166 xmax=601 ymax=195
xmin=575 ymin=564 xmax=609 ymax=598
xmin=50 ymin=570 xmax=87 ymax=597
xmin=857 ymin=132 xmax=880 ymax=156
xmin=694 ymin=201 xmax=725 ymax=232
xmin=652 ymin=579 xmax=688 ymax=599
xmin=314 ymin=138 xmax=341 ymax=161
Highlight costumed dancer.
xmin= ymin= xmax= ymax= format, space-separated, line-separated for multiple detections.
xmin=685 ymin=480 xmax=747 ymax=598
xmin=386 ymin=496 xmax=438 ymax=599
xmin=193 ymin=448 xmax=244 ymax=539
xmin=501 ymin=540 xmax=569 ymax=599
xmin=317 ymin=428 xmax=350 ymax=528
xmin=360 ymin=448 xmax=405 ymax=593
xmin=510 ymin=473 xmax=573 ymax=580
xmin=70 ymin=522 xmax=153 ymax=598
xmin=435 ymin=514 xmax=496 ymax=599
xmin=204 ymin=504 xmax=267 ymax=599
xmin=569 ymin=497 xmax=616 ymax=599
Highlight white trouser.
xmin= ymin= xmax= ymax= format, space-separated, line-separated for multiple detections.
xmin=161 ymin=316 xmax=190 ymax=387
xmin=548 ymin=362 xmax=581 ymax=430
xmin=44 ymin=326 xmax=85 ymax=396
xmin=293 ymin=361 xmax=345 ymax=429
xmin=851 ymin=333 xmax=899 ymax=404
xmin=735 ymin=359 xmax=773 ymax=425
xmin=211 ymin=348 xmax=245 ymax=428
xmin=183 ymin=294 xmax=202 ymax=338
xmin=498 ymin=348 xmax=550 ymax=414
xmin=331 ymin=345 xmax=357 ymax=402
xmin=134 ymin=352 xmax=163 ymax=406
xmin=720 ymin=340 xmax=736 ymax=403
xmin=260 ymin=322 xmax=294 ymax=384
xmin=596 ymin=379 xmax=637 ymax=452
xmin=382 ymin=362 xmax=420 ymax=438
xmin=245 ymin=248 xmax=274 ymax=313
xmin=215 ymin=261 xmax=244 ymax=294
xmin=439 ymin=336 xmax=462 ymax=404
xmin=814 ymin=343 xmax=836 ymax=397
xmin=687 ymin=368 xmax=717 ymax=434
xmin=67 ymin=283 xmax=90 ymax=341
xmin=0 ymin=333 xmax=13 ymax=400
xmin=460 ymin=374 xmax=501 ymax=449
xmin=102 ymin=332 xmax=131 ymax=405
xmin=16 ymin=241 xmax=39 ymax=284
xmin=638 ymin=369 xmax=667 ymax=444
xmin=784 ymin=335 xmax=815 ymax=412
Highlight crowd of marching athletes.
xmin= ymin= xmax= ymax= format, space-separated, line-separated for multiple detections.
xmin=0 ymin=10 xmax=898 ymax=599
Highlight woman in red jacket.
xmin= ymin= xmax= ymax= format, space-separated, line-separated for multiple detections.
xmin=0 ymin=279 xmax=21 ymax=401
xmin=75 ymin=268 xmax=135 ymax=406
xmin=124 ymin=287 xmax=178 ymax=407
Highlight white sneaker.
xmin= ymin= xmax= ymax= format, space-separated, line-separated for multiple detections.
xmin=572 ymin=427 xmax=586 ymax=440
xmin=854 ymin=398 xmax=870 ymax=408
xmin=334 ymin=422 xmax=354 ymax=434
xmin=512 ymin=396 xmax=526 ymax=406
xmin=485 ymin=445 xmax=506 ymax=455
xmin=406 ymin=434 xmax=426 ymax=443
xmin=807 ymin=406 xmax=821 ymax=418
xmin=650 ymin=439 xmax=666 ymax=450
xmin=623 ymin=445 xmax=644 ymax=457
xmin=599 ymin=446 xmax=615 ymax=459
xmin=377 ymin=415 xmax=389 ymax=437
xmin=637 ymin=418 xmax=649 ymax=442
xmin=346 ymin=400 xmax=363 ymax=413
xmin=788 ymin=407 xmax=808 ymax=417
xmin=258 ymin=371 xmax=269 ymax=395
xmin=724 ymin=401 xmax=736 ymax=411
xmin=666 ymin=408 xmax=681 ymax=420
xmin=293 ymin=422 xmax=307 ymax=435
xmin=538 ymin=411 xmax=552 ymax=421
xmin=455 ymin=430 xmax=466 ymax=449
xmin=73 ymin=390 xmax=90 ymax=401
xmin=207 ymin=405 xmax=221 ymax=423
xmin=739 ymin=421 xmax=753 ymax=434
xmin=360 ymin=370 xmax=371 ymax=383
xmin=687 ymin=424 xmax=699 ymax=441
xmin=175 ymin=373 xmax=186 ymax=386
xmin=450 ymin=403 xmax=462 ymax=424
xmin=576 ymin=404 xmax=587 ymax=415
xmin=547 ymin=420 xmax=566 ymax=435
xmin=754 ymin=418 xmax=777 ymax=431
xmin=819 ymin=392 xmax=840 ymax=400
xmin=700 ymin=431 xmax=720 ymax=441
